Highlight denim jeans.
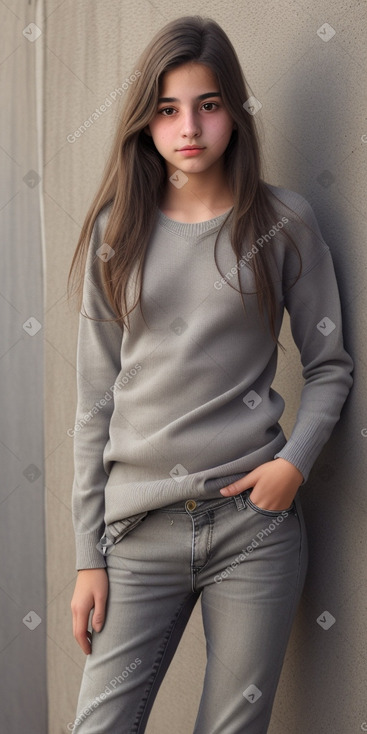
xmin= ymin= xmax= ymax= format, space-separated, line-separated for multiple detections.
xmin=71 ymin=489 xmax=308 ymax=733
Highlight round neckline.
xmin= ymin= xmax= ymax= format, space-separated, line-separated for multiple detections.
xmin=157 ymin=206 xmax=233 ymax=241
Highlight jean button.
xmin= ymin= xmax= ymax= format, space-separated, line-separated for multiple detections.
xmin=185 ymin=499 xmax=197 ymax=512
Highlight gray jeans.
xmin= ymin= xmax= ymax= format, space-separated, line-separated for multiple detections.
xmin=71 ymin=489 xmax=308 ymax=733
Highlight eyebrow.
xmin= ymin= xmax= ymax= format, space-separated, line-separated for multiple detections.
xmin=157 ymin=92 xmax=222 ymax=103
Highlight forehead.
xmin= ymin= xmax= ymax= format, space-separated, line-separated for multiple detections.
xmin=159 ymin=62 xmax=218 ymax=94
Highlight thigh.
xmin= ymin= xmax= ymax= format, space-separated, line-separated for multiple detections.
xmin=71 ymin=510 xmax=199 ymax=734
xmin=194 ymin=493 xmax=308 ymax=734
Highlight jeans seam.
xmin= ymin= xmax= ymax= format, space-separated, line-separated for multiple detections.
xmin=190 ymin=513 xmax=196 ymax=593
xmin=251 ymin=507 xmax=306 ymax=720
xmin=192 ymin=513 xmax=215 ymax=583
xmin=131 ymin=593 xmax=196 ymax=733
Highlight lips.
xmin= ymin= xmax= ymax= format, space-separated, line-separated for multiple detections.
xmin=177 ymin=146 xmax=204 ymax=151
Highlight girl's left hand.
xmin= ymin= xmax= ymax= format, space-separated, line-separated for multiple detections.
xmin=219 ymin=458 xmax=303 ymax=511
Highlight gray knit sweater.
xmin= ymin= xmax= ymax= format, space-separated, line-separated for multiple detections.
xmin=71 ymin=184 xmax=353 ymax=569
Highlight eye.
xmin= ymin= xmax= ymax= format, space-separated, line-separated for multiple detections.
xmin=157 ymin=102 xmax=220 ymax=116
xmin=158 ymin=107 xmax=176 ymax=116
xmin=201 ymin=102 xmax=219 ymax=111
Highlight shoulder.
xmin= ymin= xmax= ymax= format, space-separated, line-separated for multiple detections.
xmin=264 ymin=182 xmax=319 ymax=224
xmin=92 ymin=201 xmax=114 ymax=239
xmin=85 ymin=201 xmax=114 ymax=268
xmin=263 ymin=182 xmax=330 ymax=276
xmin=82 ymin=201 xmax=115 ymax=298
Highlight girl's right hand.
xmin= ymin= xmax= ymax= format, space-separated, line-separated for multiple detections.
xmin=71 ymin=568 xmax=109 ymax=654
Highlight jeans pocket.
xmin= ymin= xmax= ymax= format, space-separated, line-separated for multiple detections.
xmin=245 ymin=492 xmax=295 ymax=518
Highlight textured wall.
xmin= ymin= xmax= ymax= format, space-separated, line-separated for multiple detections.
xmin=42 ymin=1 xmax=366 ymax=732
xmin=0 ymin=1 xmax=47 ymax=732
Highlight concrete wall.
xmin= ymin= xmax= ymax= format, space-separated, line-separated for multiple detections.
xmin=15 ymin=0 xmax=365 ymax=731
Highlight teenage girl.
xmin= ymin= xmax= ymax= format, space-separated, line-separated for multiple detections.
xmin=68 ymin=15 xmax=353 ymax=733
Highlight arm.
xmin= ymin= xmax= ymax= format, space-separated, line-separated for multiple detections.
xmin=70 ymin=207 xmax=123 ymax=652
xmin=71 ymin=205 xmax=123 ymax=570
xmin=273 ymin=200 xmax=354 ymax=479
xmin=221 ymin=198 xmax=353 ymax=506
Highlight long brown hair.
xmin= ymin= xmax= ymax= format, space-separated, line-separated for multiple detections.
xmin=67 ymin=14 xmax=303 ymax=342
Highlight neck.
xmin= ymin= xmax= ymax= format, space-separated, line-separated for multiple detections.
xmin=161 ymin=160 xmax=233 ymax=221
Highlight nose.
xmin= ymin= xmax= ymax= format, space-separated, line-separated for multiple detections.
xmin=181 ymin=108 xmax=201 ymax=138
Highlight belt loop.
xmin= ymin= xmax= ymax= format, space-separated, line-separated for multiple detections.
xmin=233 ymin=492 xmax=246 ymax=511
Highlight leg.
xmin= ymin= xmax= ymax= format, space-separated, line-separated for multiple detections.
xmin=193 ymin=492 xmax=308 ymax=734
xmin=71 ymin=510 xmax=199 ymax=733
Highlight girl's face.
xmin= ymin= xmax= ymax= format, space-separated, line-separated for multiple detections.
xmin=146 ymin=62 xmax=235 ymax=178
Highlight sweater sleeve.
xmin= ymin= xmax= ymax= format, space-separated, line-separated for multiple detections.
xmin=71 ymin=208 xmax=123 ymax=569
xmin=274 ymin=199 xmax=354 ymax=481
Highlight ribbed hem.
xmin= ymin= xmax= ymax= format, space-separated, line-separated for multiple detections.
xmin=274 ymin=416 xmax=331 ymax=483
xmin=75 ymin=530 xmax=107 ymax=570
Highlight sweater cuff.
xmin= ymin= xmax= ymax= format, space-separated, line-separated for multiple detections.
xmin=75 ymin=530 xmax=107 ymax=570
xmin=274 ymin=439 xmax=316 ymax=484
xmin=273 ymin=449 xmax=308 ymax=484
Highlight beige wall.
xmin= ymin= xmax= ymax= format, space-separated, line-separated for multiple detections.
xmin=0 ymin=1 xmax=47 ymax=731
xmin=43 ymin=1 xmax=367 ymax=732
